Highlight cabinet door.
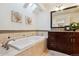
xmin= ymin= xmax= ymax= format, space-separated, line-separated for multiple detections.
xmin=72 ymin=32 xmax=79 ymax=55
xmin=47 ymin=32 xmax=57 ymax=50
xmin=56 ymin=32 xmax=72 ymax=55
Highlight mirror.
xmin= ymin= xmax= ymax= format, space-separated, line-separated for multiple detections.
xmin=51 ymin=5 xmax=79 ymax=28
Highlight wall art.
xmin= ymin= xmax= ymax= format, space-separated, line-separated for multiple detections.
xmin=11 ymin=10 xmax=22 ymax=23
xmin=25 ymin=16 xmax=32 ymax=25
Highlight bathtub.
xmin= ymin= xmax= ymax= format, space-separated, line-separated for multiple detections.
xmin=0 ymin=36 xmax=47 ymax=56
xmin=9 ymin=36 xmax=47 ymax=50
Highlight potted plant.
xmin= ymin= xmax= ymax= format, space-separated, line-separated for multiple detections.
xmin=70 ymin=22 xmax=78 ymax=31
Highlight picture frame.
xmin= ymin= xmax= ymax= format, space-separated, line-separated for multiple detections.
xmin=11 ymin=10 xmax=22 ymax=23
xmin=25 ymin=16 xmax=32 ymax=25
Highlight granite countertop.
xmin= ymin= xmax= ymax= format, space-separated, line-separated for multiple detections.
xmin=49 ymin=28 xmax=79 ymax=32
xmin=49 ymin=30 xmax=79 ymax=32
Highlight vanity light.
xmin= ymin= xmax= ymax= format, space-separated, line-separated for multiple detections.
xmin=54 ymin=8 xmax=59 ymax=11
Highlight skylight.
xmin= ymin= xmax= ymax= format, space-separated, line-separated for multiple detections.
xmin=28 ymin=3 xmax=38 ymax=11
xmin=23 ymin=3 xmax=43 ymax=14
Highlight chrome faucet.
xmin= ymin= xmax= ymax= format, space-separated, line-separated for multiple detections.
xmin=2 ymin=37 xmax=15 ymax=50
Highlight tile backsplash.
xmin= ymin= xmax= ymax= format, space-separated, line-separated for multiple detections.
xmin=51 ymin=28 xmax=65 ymax=32
xmin=36 ymin=31 xmax=48 ymax=38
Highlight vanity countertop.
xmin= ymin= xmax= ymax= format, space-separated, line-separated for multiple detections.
xmin=49 ymin=30 xmax=79 ymax=32
xmin=49 ymin=28 xmax=79 ymax=32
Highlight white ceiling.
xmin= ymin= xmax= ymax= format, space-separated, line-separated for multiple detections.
xmin=38 ymin=3 xmax=78 ymax=11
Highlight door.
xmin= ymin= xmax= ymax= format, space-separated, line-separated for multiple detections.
xmin=56 ymin=32 xmax=72 ymax=55
xmin=47 ymin=32 xmax=72 ymax=55
xmin=47 ymin=32 xmax=57 ymax=50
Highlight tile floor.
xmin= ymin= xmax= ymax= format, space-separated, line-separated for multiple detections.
xmin=47 ymin=50 xmax=69 ymax=56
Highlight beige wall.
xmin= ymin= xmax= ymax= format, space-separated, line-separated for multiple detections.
xmin=0 ymin=3 xmax=37 ymax=30
xmin=0 ymin=3 xmax=50 ymax=30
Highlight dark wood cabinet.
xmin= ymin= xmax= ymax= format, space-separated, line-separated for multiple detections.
xmin=47 ymin=32 xmax=79 ymax=55
xmin=72 ymin=32 xmax=79 ymax=55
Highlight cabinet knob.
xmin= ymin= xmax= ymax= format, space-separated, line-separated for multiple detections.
xmin=71 ymin=38 xmax=73 ymax=43
xmin=71 ymin=38 xmax=75 ymax=43
xmin=73 ymin=38 xmax=75 ymax=43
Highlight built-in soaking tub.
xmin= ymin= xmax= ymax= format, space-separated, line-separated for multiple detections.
xmin=0 ymin=36 xmax=47 ymax=56
xmin=9 ymin=36 xmax=47 ymax=50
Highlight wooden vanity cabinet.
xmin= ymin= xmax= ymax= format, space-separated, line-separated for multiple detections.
xmin=47 ymin=32 xmax=57 ymax=50
xmin=47 ymin=32 xmax=79 ymax=55
xmin=72 ymin=32 xmax=79 ymax=55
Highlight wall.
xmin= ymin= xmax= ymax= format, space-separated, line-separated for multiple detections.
xmin=36 ymin=11 xmax=50 ymax=30
xmin=0 ymin=3 xmax=50 ymax=30
xmin=0 ymin=3 xmax=49 ymax=44
xmin=0 ymin=3 xmax=36 ymax=30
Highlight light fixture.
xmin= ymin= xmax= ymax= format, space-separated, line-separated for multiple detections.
xmin=23 ymin=3 xmax=43 ymax=14
xmin=54 ymin=4 xmax=63 ymax=11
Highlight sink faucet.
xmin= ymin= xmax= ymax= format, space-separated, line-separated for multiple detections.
xmin=1 ymin=37 xmax=15 ymax=50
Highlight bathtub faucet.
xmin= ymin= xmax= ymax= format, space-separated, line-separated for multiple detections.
xmin=1 ymin=37 xmax=15 ymax=50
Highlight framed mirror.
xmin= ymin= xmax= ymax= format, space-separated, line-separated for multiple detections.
xmin=51 ymin=5 xmax=79 ymax=28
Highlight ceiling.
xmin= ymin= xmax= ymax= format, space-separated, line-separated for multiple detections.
xmin=38 ymin=3 xmax=78 ymax=11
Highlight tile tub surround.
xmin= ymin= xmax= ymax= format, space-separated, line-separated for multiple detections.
xmin=0 ymin=31 xmax=48 ymax=44
xmin=0 ymin=31 xmax=37 ymax=44
xmin=0 ymin=30 xmax=48 ymax=56
xmin=16 ymin=36 xmax=47 ymax=56
xmin=0 ymin=36 xmax=47 ymax=56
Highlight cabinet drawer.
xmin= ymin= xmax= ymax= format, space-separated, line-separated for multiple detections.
xmin=47 ymin=43 xmax=57 ymax=50
xmin=48 ymin=38 xmax=56 ymax=41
